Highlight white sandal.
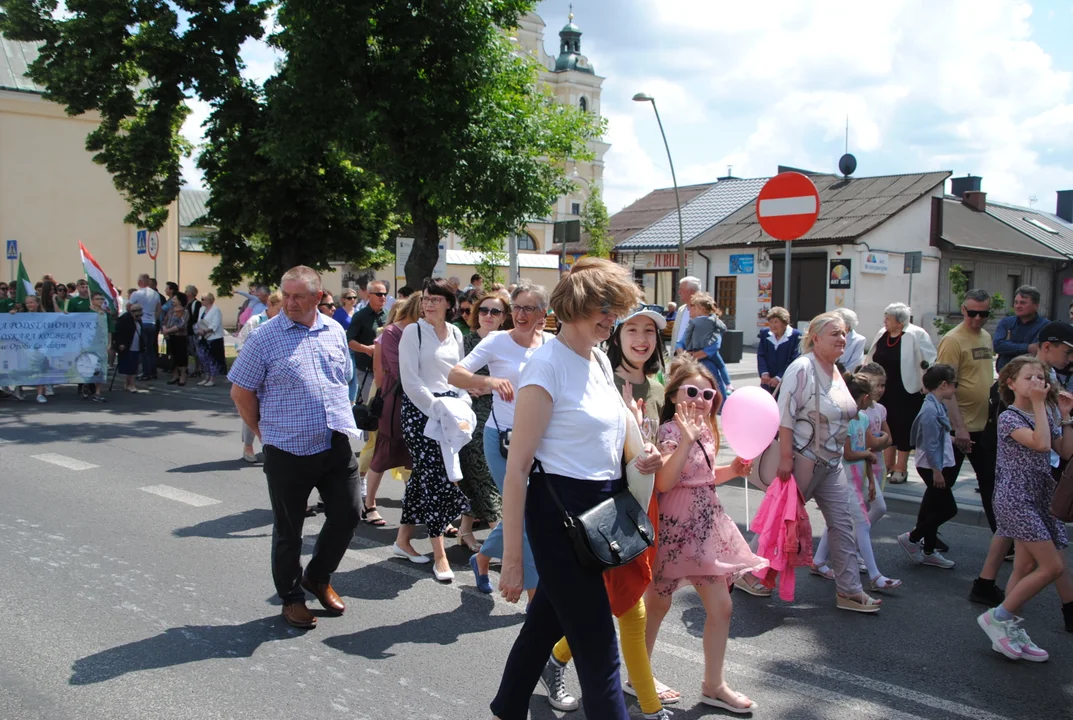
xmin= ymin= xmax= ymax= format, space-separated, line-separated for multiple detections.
xmin=870 ymin=575 xmax=903 ymax=592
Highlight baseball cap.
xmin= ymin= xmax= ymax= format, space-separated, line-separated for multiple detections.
xmin=1039 ymin=321 xmax=1073 ymax=349
xmin=617 ymin=306 xmax=667 ymax=331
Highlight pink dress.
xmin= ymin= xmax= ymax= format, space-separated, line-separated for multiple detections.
xmin=654 ymin=422 xmax=768 ymax=596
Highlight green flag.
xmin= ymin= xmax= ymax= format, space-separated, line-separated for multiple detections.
xmin=15 ymin=254 xmax=33 ymax=304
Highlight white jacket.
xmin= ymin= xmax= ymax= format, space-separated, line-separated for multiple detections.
xmin=423 ymin=395 xmax=477 ymax=482
xmin=867 ymin=322 xmax=937 ymax=394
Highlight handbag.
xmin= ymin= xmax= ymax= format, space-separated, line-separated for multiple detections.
xmin=1053 ymin=462 xmax=1073 ymax=522
xmin=490 ymin=405 xmax=511 ymax=459
xmin=535 ymin=351 xmax=656 ymax=574
xmin=749 ymin=357 xmax=824 ymax=495
xmin=352 ymin=370 xmax=380 ymax=432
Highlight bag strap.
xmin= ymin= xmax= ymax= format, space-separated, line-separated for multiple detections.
xmin=490 ymin=403 xmax=503 ymax=433
xmin=809 ymin=357 xmax=823 ymax=457
xmin=533 ymin=460 xmax=574 ymax=525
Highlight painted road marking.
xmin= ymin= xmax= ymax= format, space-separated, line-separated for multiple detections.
xmin=758 ymin=194 xmax=818 ymax=217
xmin=140 ymin=484 xmax=221 ymax=507
xmin=31 ymin=453 xmax=98 ymax=471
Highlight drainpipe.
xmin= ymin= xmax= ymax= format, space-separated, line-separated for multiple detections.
xmin=697 ymin=249 xmax=713 ymax=292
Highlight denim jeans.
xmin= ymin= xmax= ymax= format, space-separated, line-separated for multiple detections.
xmin=477 ymin=423 xmax=539 ymax=589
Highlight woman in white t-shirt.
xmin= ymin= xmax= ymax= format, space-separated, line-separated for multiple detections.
xmin=490 ymin=258 xmax=663 ymax=720
xmin=449 ymin=282 xmax=553 ymax=601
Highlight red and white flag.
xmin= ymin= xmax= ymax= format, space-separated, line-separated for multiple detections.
xmin=79 ymin=241 xmax=119 ymax=311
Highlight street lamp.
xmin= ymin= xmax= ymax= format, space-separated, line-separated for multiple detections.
xmin=633 ymin=92 xmax=687 ymax=281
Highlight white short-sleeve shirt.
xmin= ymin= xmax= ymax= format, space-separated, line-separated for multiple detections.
xmin=458 ymin=330 xmax=552 ymax=429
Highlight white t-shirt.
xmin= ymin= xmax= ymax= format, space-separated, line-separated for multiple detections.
xmin=458 ymin=330 xmax=553 ymax=429
xmin=130 ymin=287 xmax=161 ymax=325
xmin=398 ymin=319 xmax=465 ymax=417
xmin=519 ymin=339 xmax=625 ymax=481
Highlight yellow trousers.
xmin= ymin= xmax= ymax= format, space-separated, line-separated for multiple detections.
xmin=551 ymin=597 xmax=661 ymax=714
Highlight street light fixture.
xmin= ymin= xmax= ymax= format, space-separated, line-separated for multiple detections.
xmin=633 ymin=92 xmax=687 ymax=281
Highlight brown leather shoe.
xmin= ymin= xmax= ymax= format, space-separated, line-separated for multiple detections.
xmin=281 ymin=601 xmax=317 ymax=629
xmin=301 ymin=574 xmax=345 ymax=615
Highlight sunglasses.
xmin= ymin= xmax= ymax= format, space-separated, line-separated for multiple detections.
xmin=461 ymin=307 xmax=472 ymax=316
xmin=964 ymin=309 xmax=991 ymax=318
xmin=319 ymin=302 xmax=336 ymax=309
xmin=478 ymin=306 xmax=504 ymax=317
xmin=679 ymin=384 xmax=717 ymax=402
xmin=368 ymin=291 xmax=388 ymax=298
xmin=342 ymin=295 xmax=357 ymax=301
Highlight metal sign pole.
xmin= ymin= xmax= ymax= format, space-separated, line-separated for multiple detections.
xmin=784 ymin=242 xmax=792 ymax=314
xmin=908 ymin=272 xmax=913 ymax=308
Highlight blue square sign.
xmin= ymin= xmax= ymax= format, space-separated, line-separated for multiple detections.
xmin=5 ymin=240 xmax=16 ymax=260
xmin=136 ymin=230 xmax=147 ymax=255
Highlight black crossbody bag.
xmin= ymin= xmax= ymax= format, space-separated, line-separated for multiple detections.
xmin=534 ymin=353 xmax=655 ymax=574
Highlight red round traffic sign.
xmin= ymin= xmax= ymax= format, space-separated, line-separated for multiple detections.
xmin=147 ymin=231 xmax=159 ymax=260
xmin=755 ymin=172 xmax=821 ymax=241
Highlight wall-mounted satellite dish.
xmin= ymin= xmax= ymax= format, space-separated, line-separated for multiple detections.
xmin=839 ymin=153 xmax=857 ymax=177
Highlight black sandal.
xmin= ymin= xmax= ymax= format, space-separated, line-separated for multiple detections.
xmin=363 ymin=505 xmax=386 ymax=527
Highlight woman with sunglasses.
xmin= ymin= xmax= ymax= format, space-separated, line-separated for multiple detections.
xmin=449 ymin=283 xmax=551 ymax=599
xmin=395 ymin=278 xmax=471 ymax=581
xmin=866 ymin=302 xmax=937 ymax=485
xmin=450 ymin=290 xmax=513 ymax=552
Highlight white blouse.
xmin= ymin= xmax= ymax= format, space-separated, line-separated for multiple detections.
xmin=398 ymin=319 xmax=466 ymax=416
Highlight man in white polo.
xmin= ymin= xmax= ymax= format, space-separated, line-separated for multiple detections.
xmin=671 ymin=276 xmax=701 ymax=355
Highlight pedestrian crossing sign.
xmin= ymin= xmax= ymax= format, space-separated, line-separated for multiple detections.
xmin=136 ymin=230 xmax=147 ymax=255
xmin=5 ymin=240 xmax=15 ymax=260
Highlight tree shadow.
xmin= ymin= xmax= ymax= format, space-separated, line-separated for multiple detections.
xmin=168 ymin=459 xmax=260 ymax=474
xmin=322 ymin=591 xmax=521 ymax=659
xmin=173 ymin=508 xmax=274 ymax=539
xmin=69 ymin=616 xmax=295 ymax=685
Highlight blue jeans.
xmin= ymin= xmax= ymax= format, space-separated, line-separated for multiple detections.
xmin=348 ymin=353 xmax=360 ymax=404
xmin=478 ymin=423 xmax=539 ymax=590
xmin=701 ymin=356 xmax=730 ymax=408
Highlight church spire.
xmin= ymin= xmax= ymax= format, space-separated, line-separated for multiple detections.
xmin=555 ymin=6 xmax=594 ymax=74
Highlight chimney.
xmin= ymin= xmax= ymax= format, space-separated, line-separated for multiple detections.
xmin=1058 ymin=190 xmax=1073 ymax=223
xmin=963 ymin=190 xmax=987 ymax=212
xmin=950 ymin=174 xmax=982 ymax=198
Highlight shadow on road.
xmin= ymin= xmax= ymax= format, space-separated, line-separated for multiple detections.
xmin=323 ymin=591 xmax=520 ymax=659
xmin=173 ymin=508 xmax=274 ymax=539
xmin=69 ymin=616 xmax=295 ymax=685
xmin=168 ymin=459 xmax=261 ymax=474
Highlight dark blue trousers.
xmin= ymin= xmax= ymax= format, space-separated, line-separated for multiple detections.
xmin=490 ymin=472 xmax=629 ymax=720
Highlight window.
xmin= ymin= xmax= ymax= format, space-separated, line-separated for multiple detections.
xmin=517 ymin=234 xmax=536 ymax=251
xmin=179 ymin=234 xmax=207 ymax=252
xmin=571 ymin=202 xmax=581 ymax=216
xmin=1024 ymin=217 xmax=1059 ymax=234
xmin=579 ymin=96 xmax=588 ymax=112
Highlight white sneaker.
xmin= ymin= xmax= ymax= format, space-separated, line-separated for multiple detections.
xmin=920 ymin=551 xmax=955 ymax=569
xmin=1008 ymin=621 xmax=1049 ymax=662
xmin=36 ymin=394 xmax=47 ymax=404
xmin=897 ymin=532 xmax=921 ymax=562
xmin=44 ymin=385 xmax=55 ymax=396
xmin=977 ymin=609 xmax=1024 ymax=660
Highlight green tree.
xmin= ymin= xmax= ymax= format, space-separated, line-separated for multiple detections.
xmin=580 ymin=184 xmax=611 ymax=259
xmin=934 ymin=264 xmax=1007 ymax=335
xmin=271 ymin=0 xmax=605 ymax=288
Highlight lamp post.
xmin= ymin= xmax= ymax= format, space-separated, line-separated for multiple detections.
xmin=633 ymin=92 xmax=686 ymax=281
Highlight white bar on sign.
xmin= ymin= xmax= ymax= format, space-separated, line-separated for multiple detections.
xmin=140 ymin=484 xmax=221 ymax=507
xmin=31 ymin=453 xmax=98 ymax=471
xmin=758 ymin=196 xmax=817 ymax=218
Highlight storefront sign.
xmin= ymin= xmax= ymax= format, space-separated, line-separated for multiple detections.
xmin=729 ymin=254 xmax=754 ymax=275
xmin=653 ymin=253 xmax=679 ymax=269
xmin=757 ymin=272 xmax=772 ymax=327
xmin=861 ymin=251 xmax=889 ymax=274
xmin=829 ymin=259 xmax=852 ymax=289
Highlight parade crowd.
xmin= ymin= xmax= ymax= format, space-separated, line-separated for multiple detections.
xmin=6 ymin=262 xmax=1073 ymax=718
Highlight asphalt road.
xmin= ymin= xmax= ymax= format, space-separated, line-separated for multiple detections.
xmin=0 ymin=384 xmax=1070 ymax=720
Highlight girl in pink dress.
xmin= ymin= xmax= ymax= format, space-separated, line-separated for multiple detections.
xmin=643 ymin=357 xmax=767 ymax=714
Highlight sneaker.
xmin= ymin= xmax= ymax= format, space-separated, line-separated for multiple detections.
xmin=44 ymin=385 xmax=55 ymax=396
xmin=36 ymin=394 xmax=47 ymax=404
xmin=13 ymin=387 xmax=24 ymax=401
xmin=920 ymin=551 xmax=955 ymax=569
xmin=1008 ymin=621 xmax=1049 ymax=662
xmin=888 ymin=470 xmax=908 ymax=484
xmin=643 ymin=710 xmax=674 ymax=720
xmin=977 ymin=609 xmax=1023 ymax=660
xmin=92 ymin=395 xmax=108 ymax=403
xmin=469 ymin=554 xmax=492 ymax=594
xmin=540 ymin=657 xmax=579 ymax=712
xmin=934 ymin=534 xmax=950 ymax=553
xmin=969 ymin=579 xmax=1005 ymax=607
xmin=897 ymin=532 xmax=922 ymax=562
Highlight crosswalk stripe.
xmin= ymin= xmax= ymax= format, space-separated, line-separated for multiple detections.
xmin=139 ymin=484 xmax=221 ymax=507
xmin=30 ymin=453 xmax=98 ymax=471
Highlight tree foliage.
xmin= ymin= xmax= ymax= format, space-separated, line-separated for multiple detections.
xmin=581 ymin=184 xmax=611 ymax=259
xmin=933 ymin=264 xmax=1007 ymax=335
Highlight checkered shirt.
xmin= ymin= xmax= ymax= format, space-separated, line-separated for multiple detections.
xmin=228 ymin=311 xmax=358 ymax=456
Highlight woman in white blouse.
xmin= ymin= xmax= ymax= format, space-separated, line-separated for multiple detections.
xmin=194 ymin=293 xmax=226 ymax=387
xmin=393 ymin=278 xmax=472 ymax=582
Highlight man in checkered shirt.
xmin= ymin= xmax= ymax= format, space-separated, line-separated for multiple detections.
xmin=229 ymin=265 xmax=361 ymax=630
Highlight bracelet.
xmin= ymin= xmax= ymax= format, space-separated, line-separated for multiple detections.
xmin=1062 ymin=418 xmax=1073 ymax=428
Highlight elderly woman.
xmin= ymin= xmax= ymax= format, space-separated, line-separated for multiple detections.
xmin=449 ymin=282 xmax=552 ymax=602
xmin=757 ymin=306 xmax=801 ymax=394
xmin=160 ymin=295 xmax=189 ymax=386
xmin=113 ymin=303 xmax=145 ymax=393
xmin=736 ymin=312 xmax=883 ymax=613
xmin=194 ymin=293 xmax=226 ymax=387
xmin=491 ymin=258 xmax=663 ymax=720
xmin=835 ymin=308 xmax=867 ymax=371
xmin=394 ymin=278 xmax=471 ymax=581
xmin=867 ymin=302 xmax=937 ymax=484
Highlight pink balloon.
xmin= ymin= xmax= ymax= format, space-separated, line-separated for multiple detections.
xmin=721 ymin=386 xmax=780 ymax=460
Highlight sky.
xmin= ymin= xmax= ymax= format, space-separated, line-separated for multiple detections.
xmin=179 ymin=0 xmax=1073 ymax=217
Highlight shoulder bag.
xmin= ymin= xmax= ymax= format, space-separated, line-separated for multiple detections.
xmin=1053 ymin=461 xmax=1073 ymax=522
xmin=749 ymin=357 xmax=823 ymax=495
xmin=536 ymin=351 xmax=655 ymax=574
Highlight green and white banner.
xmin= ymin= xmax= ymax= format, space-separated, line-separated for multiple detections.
xmin=0 ymin=313 xmax=108 ymax=385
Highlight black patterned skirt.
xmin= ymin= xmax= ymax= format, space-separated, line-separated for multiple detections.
xmin=400 ymin=392 xmax=471 ymax=537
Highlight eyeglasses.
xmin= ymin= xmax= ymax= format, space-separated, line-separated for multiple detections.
xmin=513 ymin=305 xmax=542 ymax=314
xmin=421 ymin=296 xmax=445 ymax=305
xmin=478 ymin=306 xmax=504 ymax=317
xmin=964 ymin=309 xmax=991 ymax=319
xmin=319 ymin=302 xmax=336 ymax=309
xmin=680 ymin=384 xmax=717 ymax=402
xmin=368 ymin=291 xmax=388 ymax=298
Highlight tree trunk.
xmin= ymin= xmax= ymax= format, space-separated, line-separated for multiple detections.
xmin=406 ymin=203 xmax=441 ymax=289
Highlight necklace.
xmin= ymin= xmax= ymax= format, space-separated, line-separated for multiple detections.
xmin=557 ymin=331 xmax=591 ymax=360
xmin=886 ymin=332 xmax=901 ymax=347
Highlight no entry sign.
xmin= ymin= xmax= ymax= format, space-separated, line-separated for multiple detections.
xmin=755 ymin=172 xmax=821 ymax=241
